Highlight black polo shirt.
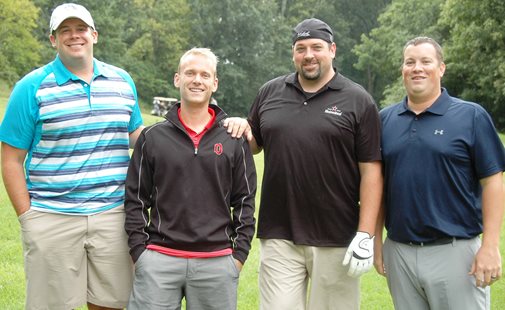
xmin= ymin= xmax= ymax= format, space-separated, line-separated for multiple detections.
xmin=248 ymin=71 xmax=381 ymax=246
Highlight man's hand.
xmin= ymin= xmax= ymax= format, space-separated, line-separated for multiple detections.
xmin=234 ymin=259 xmax=243 ymax=272
xmin=469 ymin=244 xmax=502 ymax=288
xmin=373 ymin=237 xmax=386 ymax=276
xmin=343 ymin=231 xmax=375 ymax=277
xmin=222 ymin=117 xmax=252 ymax=141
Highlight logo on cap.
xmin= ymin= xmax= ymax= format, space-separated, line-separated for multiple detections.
xmin=297 ymin=31 xmax=311 ymax=38
xmin=292 ymin=18 xmax=334 ymax=44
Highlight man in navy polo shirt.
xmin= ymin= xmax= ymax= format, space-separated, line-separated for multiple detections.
xmin=376 ymin=36 xmax=505 ymax=309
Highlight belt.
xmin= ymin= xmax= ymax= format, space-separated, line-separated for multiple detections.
xmin=406 ymin=237 xmax=458 ymax=247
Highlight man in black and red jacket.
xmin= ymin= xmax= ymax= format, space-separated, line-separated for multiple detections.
xmin=125 ymin=47 xmax=256 ymax=310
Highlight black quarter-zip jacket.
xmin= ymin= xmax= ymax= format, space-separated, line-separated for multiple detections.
xmin=125 ymin=103 xmax=257 ymax=264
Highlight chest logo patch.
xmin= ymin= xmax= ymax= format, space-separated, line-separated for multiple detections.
xmin=214 ymin=143 xmax=223 ymax=155
xmin=434 ymin=129 xmax=444 ymax=135
xmin=324 ymin=106 xmax=343 ymax=116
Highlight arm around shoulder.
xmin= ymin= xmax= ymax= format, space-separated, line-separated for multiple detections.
xmin=248 ymin=134 xmax=262 ymax=154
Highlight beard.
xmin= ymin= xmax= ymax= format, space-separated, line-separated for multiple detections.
xmin=298 ymin=62 xmax=321 ymax=81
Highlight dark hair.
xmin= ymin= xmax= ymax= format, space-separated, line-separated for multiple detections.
xmin=403 ymin=37 xmax=444 ymax=63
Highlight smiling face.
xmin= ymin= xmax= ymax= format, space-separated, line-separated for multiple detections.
xmin=402 ymin=42 xmax=445 ymax=103
xmin=174 ymin=53 xmax=218 ymax=106
xmin=292 ymin=38 xmax=336 ymax=85
xmin=49 ymin=18 xmax=97 ymax=66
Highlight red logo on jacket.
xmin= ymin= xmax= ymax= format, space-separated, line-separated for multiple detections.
xmin=214 ymin=143 xmax=223 ymax=155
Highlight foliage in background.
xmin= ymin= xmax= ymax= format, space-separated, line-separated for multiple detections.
xmin=0 ymin=0 xmax=392 ymax=115
xmin=440 ymin=0 xmax=505 ymax=128
xmin=352 ymin=0 xmax=505 ymax=130
xmin=30 ymin=0 xmax=189 ymax=111
xmin=187 ymin=0 xmax=291 ymax=116
xmin=121 ymin=0 xmax=190 ymax=102
xmin=274 ymin=0 xmax=391 ymax=102
xmin=3 ymin=0 xmax=505 ymax=127
xmin=353 ymin=0 xmax=445 ymax=106
xmin=0 ymin=0 xmax=41 ymax=84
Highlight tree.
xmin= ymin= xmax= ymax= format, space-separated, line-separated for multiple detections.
xmin=353 ymin=0 xmax=445 ymax=106
xmin=31 ymin=0 xmax=190 ymax=106
xmin=187 ymin=0 xmax=290 ymax=116
xmin=0 ymin=0 xmax=41 ymax=85
xmin=121 ymin=0 xmax=190 ymax=104
xmin=326 ymin=0 xmax=391 ymax=87
xmin=277 ymin=0 xmax=351 ymax=74
xmin=273 ymin=0 xmax=391 ymax=102
xmin=185 ymin=0 xmax=390 ymax=116
xmin=32 ymin=0 xmax=136 ymax=69
xmin=440 ymin=0 xmax=505 ymax=129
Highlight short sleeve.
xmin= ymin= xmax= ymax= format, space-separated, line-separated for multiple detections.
xmin=472 ymin=108 xmax=505 ymax=178
xmin=0 ymin=76 xmax=40 ymax=149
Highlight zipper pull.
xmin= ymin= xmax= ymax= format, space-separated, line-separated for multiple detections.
xmin=194 ymin=147 xmax=198 ymax=155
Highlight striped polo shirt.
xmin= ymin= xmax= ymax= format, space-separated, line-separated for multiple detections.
xmin=0 ymin=56 xmax=143 ymax=215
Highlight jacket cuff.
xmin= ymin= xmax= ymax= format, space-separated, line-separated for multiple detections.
xmin=131 ymin=245 xmax=146 ymax=263
xmin=232 ymin=250 xmax=247 ymax=265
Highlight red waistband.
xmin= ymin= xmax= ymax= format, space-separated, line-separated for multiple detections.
xmin=147 ymin=244 xmax=232 ymax=258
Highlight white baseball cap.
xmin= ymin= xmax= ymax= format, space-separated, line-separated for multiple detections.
xmin=49 ymin=3 xmax=95 ymax=33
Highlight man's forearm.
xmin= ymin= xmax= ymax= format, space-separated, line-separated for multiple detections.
xmin=357 ymin=161 xmax=383 ymax=235
xmin=247 ymin=134 xmax=262 ymax=155
xmin=1 ymin=144 xmax=30 ymax=216
xmin=480 ymin=172 xmax=504 ymax=247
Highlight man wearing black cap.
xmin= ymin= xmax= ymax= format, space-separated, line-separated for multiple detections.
xmin=246 ymin=18 xmax=382 ymax=309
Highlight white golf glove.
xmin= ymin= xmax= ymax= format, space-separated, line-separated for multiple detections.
xmin=342 ymin=231 xmax=374 ymax=278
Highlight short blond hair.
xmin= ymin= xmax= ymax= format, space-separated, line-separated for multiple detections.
xmin=178 ymin=48 xmax=219 ymax=77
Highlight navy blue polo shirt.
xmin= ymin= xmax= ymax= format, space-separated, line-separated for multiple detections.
xmin=381 ymin=88 xmax=505 ymax=243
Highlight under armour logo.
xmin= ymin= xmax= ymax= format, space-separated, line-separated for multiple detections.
xmin=434 ymin=129 xmax=444 ymax=135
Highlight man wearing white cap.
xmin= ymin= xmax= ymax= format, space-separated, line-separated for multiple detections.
xmin=0 ymin=3 xmax=143 ymax=309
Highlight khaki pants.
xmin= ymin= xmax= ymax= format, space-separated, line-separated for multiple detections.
xmin=19 ymin=207 xmax=133 ymax=309
xmin=259 ymin=239 xmax=360 ymax=310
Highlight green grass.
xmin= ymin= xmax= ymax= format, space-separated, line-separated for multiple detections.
xmin=0 ymin=85 xmax=504 ymax=309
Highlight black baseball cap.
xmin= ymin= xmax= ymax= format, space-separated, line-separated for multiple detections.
xmin=292 ymin=18 xmax=333 ymax=45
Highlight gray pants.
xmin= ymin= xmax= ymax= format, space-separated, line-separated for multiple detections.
xmin=128 ymin=250 xmax=240 ymax=310
xmin=383 ymin=237 xmax=490 ymax=310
